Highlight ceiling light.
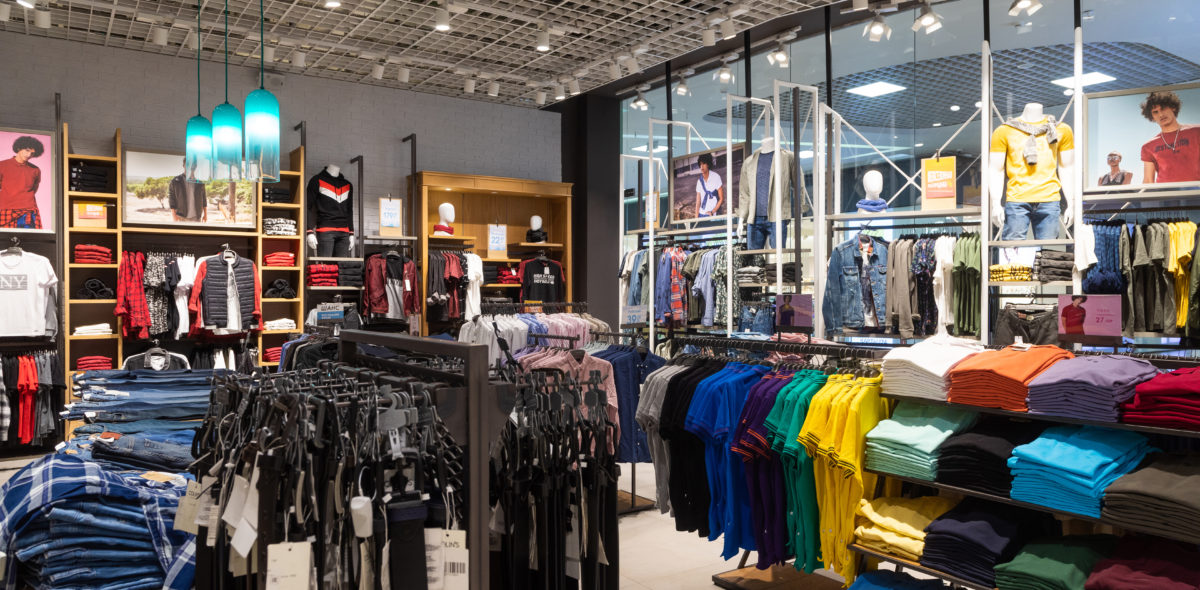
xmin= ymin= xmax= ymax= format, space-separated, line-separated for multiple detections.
xmin=435 ymin=7 xmax=451 ymax=31
xmin=554 ymin=84 xmax=566 ymax=101
xmin=911 ymin=2 xmax=943 ymax=34
xmin=631 ymin=91 xmax=648 ymax=110
xmin=974 ymin=101 xmax=982 ymax=108
xmin=292 ymin=50 xmax=307 ymax=68
xmin=212 ymin=0 xmax=243 ymax=182
xmin=949 ymin=105 xmax=960 ymax=111
xmin=851 ymin=0 xmax=868 ymax=10
xmin=863 ymin=13 xmax=891 ymax=42
xmin=798 ymin=150 xmax=814 ymax=159
xmin=719 ymin=19 xmax=736 ymax=40
xmin=0 ymin=4 xmax=10 ymax=21
xmin=34 ymin=7 xmax=50 ymax=28
xmin=1063 ymin=88 xmax=1074 ymax=96
xmin=398 ymin=66 xmax=410 ymax=83
xmin=717 ymin=65 xmax=732 ymax=83
xmin=464 ymin=78 xmax=475 ymax=94
xmin=932 ymin=122 xmax=943 ymax=127
xmin=324 ymin=0 xmax=341 ymax=7
xmin=536 ymin=28 xmax=550 ymax=52
xmin=243 ymin=0 xmax=281 ymax=183
xmin=371 ymin=63 xmax=384 ymax=80
xmin=624 ymin=56 xmax=641 ymax=75
xmin=151 ymin=26 xmax=168 ymax=46
xmin=1051 ymin=71 xmax=1116 ymax=88
xmin=1008 ymin=0 xmax=1043 ymax=16
xmin=675 ymin=77 xmax=689 ymax=96
xmin=487 ymin=81 xmax=500 ymax=97
xmin=701 ymin=28 xmax=716 ymax=47
xmin=847 ymin=81 xmax=905 ymax=97
xmin=767 ymin=44 xmax=788 ymax=67
xmin=535 ymin=91 xmax=547 ymax=106
xmin=607 ymin=62 xmax=621 ymax=80
xmin=16 ymin=0 xmax=34 ymax=9
xmin=568 ymin=79 xmax=581 ymax=95
xmin=185 ymin=3 xmax=212 ymax=183
xmin=915 ymin=142 xmax=925 ymax=147
xmin=263 ymin=46 xmax=275 ymax=62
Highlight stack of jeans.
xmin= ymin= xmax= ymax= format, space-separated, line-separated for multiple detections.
xmin=0 ymin=454 xmax=196 ymax=590
xmin=738 ymin=304 xmax=774 ymax=334
xmin=90 ymin=429 xmax=197 ymax=472
xmin=64 ymin=369 xmax=226 ymax=423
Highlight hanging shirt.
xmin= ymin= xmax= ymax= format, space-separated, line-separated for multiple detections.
xmin=463 ymin=253 xmax=483 ymax=318
xmin=521 ymin=258 xmax=565 ymax=302
xmin=0 ymin=252 xmax=57 ymax=337
xmin=754 ymin=152 xmax=774 ymax=221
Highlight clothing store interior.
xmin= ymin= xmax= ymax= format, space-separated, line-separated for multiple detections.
xmin=1 ymin=0 xmax=1200 ymax=588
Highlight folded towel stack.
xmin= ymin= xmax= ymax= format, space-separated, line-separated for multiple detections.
xmin=337 ymin=260 xmax=364 ymax=286
xmin=264 ymin=279 xmax=296 ymax=299
xmin=263 ymin=252 xmax=296 ymax=267
xmin=264 ymin=318 xmax=297 ymax=331
xmin=76 ymin=278 xmax=114 ymax=300
xmin=76 ymin=355 xmax=114 ymax=371
xmin=73 ymin=323 xmax=113 ymax=336
xmin=74 ymin=244 xmax=113 ymax=264
xmin=308 ymin=264 xmax=339 ymax=286
xmin=264 ymin=217 xmax=298 ymax=236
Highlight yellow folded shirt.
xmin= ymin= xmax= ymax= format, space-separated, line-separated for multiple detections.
xmin=853 ymin=528 xmax=923 ymax=561
xmin=856 ymin=495 xmax=960 ymax=541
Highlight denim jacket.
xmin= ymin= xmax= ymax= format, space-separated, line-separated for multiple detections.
xmin=822 ymin=236 xmax=889 ymax=335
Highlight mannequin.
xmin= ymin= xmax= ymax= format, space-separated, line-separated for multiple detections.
xmin=526 ymin=215 xmax=547 ymax=243
xmin=306 ymin=164 xmax=356 ymax=256
xmin=989 ymin=103 xmax=1075 ymax=240
xmin=433 ymin=203 xmax=456 ymax=236
xmin=738 ymin=135 xmax=797 ymax=250
xmin=856 ymin=170 xmax=886 ymax=214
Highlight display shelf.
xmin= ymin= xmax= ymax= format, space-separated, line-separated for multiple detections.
xmin=262 ymin=203 xmax=301 ymax=209
xmin=879 ymin=392 xmax=1200 ymax=440
xmin=67 ymin=299 xmax=116 ymax=304
xmin=1082 ymin=183 xmax=1200 ymax=203
xmin=66 ymin=191 xmax=119 ymax=199
xmin=278 ymin=170 xmax=302 ymax=178
xmin=308 ymin=257 xmax=361 ymax=262
xmin=989 ymin=239 xmax=1073 ymax=248
xmin=67 ymin=263 xmax=118 ymax=269
xmin=362 ymin=234 xmax=418 ymax=242
xmin=262 ymin=266 xmax=301 ymax=271
xmin=307 ymin=286 xmax=363 ymax=291
xmin=263 ymin=235 xmax=302 ymax=241
xmin=481 ymin=257 xmax=521 ymax=263
xmin=121 ymin=227 xmax=257 ymax=237
xmin=826 ymin=207 xmax=982 ymax=222
xmin=483 ymin=284 xmax=520 ymax=288
xmin=259 ymin=361 xmax=280 ymax=367
xmin=68 ymin=334 xmax=118 ymax=340
xmin=262 ymin=298 xmax=301 ymax=303
xmin=847 ymin=545 xmax=993 ymax=590
xmin=68 ymin=227 xmax=118 ymax=235
xmin=67 ymin=153 xmax=118 ymax=163
xmin=260 ymin=329 xmax=299 ymax=335
xmin=508 ymin=242 xmax=564 ymax=249
xmin=989 ymin=280 xmax=1072 ymax=287
xmin=428 ymin=235 xmax=476 ymax=241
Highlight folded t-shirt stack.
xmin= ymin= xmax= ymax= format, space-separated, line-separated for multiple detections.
xmin=497 ymin=266 xmax=520 ymax=284
xmin=946 ymin=345 xmax=1073 ymax=411
xmin=75 ymin=355 xmax=113 ymax=371
xmin=73 ymin=244 xmax=113 ymax=264
xmin=263 ymin=279 xmax=296 ymax=299
xmin=262 ymin=185 xmax=293 ymax=203
xmin=853 ymin=495 xmax=959 ymax=561
xmin=264 ymin=217 xmax=298 ymax=236
xmin=264 ymin=318 xmax=297 ymax=331
xmin=75 ymin=277 xmax=114 ymax=300
xmin=72 ymin=322 xmax=113 ymax=336
xmin=1008 ymin=425 xmax=1153 ymax=517
xmin=338 ymin=260 xmax=364 ymax=286
xmin=1085 ymin=536 xmax=1200 ymax=590
xmin=936 ymin=416 xmax=1048 ymax=496
xmin=263 ymin=252 xmax=296 ymax=267
xmin=307 ymin=264 xmax=339 ymax=286
xmin=1102 ymin=454 xmax=1200 ymax=543
xmin=763 ymin=262 xmax=797 ymax=283
xmin=1034 ymin=249 xmax=1074 ymax=283
xmin=865 ymin=402 xmax=978 ymax=480
xmin=483 ymin=265 xmax=499 ymax=285
xmin=994 ymin=535 xmax=1119 ymax=590
xmin=881 ymin=336 xmax=984 ymax=401
xmin=847 ymin=570 xmax=945 ymax=590
xmin=69 ymin=162 xmax=113 ymax=192
xmin=1026 ymin=355 xmax=1158 ymax=422
xmin=736 ymin=266 xmax=766 ymax=285
xmin=264 ymin=347 xmax=282 ymax=363
xmin=919 ymin=498 xmax=1060 ymax=587
xmin=1120 ymin=366 xmax=1200 ymax=430
xmin=990 ymin=264 xmax=1033 ymax=282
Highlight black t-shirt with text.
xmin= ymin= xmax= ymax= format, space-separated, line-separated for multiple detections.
xmin=521 ymin=259 xmax=565 ymax=302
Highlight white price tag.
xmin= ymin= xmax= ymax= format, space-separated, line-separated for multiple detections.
xmin=443 ymin=530 xmax=468 ymax=590
xmin=266 ymin=542 xmax=313 ymax=590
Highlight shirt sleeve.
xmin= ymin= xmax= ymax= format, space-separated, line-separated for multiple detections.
xmin=1056 ymin=123 xmax=1075 ymax=152
xmin=989 ymin=127 xmax=1008 ymax=154
xmin=1141 ymin=139 xmax=1155 ymax=164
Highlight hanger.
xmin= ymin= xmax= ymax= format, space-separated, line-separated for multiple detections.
xmin=2 ymin=237 xmax=21 ymax=256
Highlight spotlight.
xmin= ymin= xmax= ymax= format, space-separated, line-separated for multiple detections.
xmin=950 ymin=105 xmax=960 ymax=111
xmin=632 ymin=91 xmax=648 ymax=110
xmin=435 ymin=7 xmax=450 ymax=31
xmin=371 ymin=63 xmax=384 ymax=80
xmin=554 ymin=84 xmax=566 ymax=100
xmin=487 ymin=81 xmax=500 ymax=96
xmin=568 ymin=79 xmax=581 ymax=95
xmin=188 ymin=31 xmax=199 ymax=50
xmin=536 ymin=28 xmax=550 ymax=52
xmin=16 ymin=0 xmax=34 ymax=9
xmin=150 ymin=26 xmax=168 ymax=45
xmin=293 ymin=50 xmax=307 ymax=68
xmin=624 ymin=56 xmax=641 ymax=75
xmin=911 ymin=2 xmax=943 ymax=34
xmin=717 ymin=65 xmax=732 ymax=83
xmin=720 ymin=19 xmax=736 ymax=40
xmin=851 ymin=0 xmax=868 ymax=9
xmin=324 ymin=0 xmax=341 ymax=7
xmin=0 ymin=4 xmax=10 ymax=21
xmin=607 ymin=62 xmax=621 ymax=80
xmin=701 ymin=27 xmax=716 ymax=47
xmin=535 ymin=90 xmax=547 ymax=106
xmin=398 ymin=66 xmax=410 ymax=83
xmin=675 ymin=77 xmax=689 ymax=96
xmin=1008 ymin=0 xmax=1043 ymax=16
xmin=263 ymin=46 xmax=275 ymax=62
xmin=767 ymin=43 xmax=788 ymax=67
xmin=863 ymin=13 xmax=891 ymax=42
xmin=34 ymin=7 xmax=49 ymax=28
xmin=464 ymin=78 xmax=476 ymax=94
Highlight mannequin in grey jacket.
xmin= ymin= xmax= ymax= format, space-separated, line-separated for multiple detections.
xmin=737 ymin=138 xmax=797 ymax=249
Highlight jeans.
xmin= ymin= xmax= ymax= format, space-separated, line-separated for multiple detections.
xmin=47 ymin=564 xmax=164 ymax=585
xmin=316 ymin=230 xmax=352 ymax=257
xmin=738 ymin=306 xmax=774 ymax=334
xmin=92 ymin=431 xmax=196 ymax=471
xmin=48 ymin=507 xmax=148 ymax=537
xmin=1001 ymin=201 xmax=1061 ymax=240
xmin=747 ymin=217 xmax=788 ymax=250
xmin=73 ymin=420 xmax=201 ymax=435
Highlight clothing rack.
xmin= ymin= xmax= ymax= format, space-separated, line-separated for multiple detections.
xmin=670 ymin=335 xmax=887 ymax=359
xmin=833 ymin=220 xmax=975 ymax=232
xmin=526 ymin=332 xmax=580 ymax=346
xmin=587 ymin=329 xmax=656 ymax=516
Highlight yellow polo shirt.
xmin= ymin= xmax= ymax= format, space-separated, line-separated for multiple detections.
xmin=990 ymin=119 xmax=1074 ymax=203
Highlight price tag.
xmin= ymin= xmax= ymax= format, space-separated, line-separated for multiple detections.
xmin=425 ymin=529 xmax=446 ymax=590
xmin=488 ymin=224 xmax=507 ymax=259
xmin=443 ymin=530 xmax=468 ymax=590
xmin=266 ymin=542 xmax=313 ymax=590
xmin=174 ymin=480 xmax=203 ymax=535
xmin=380 ymin=199 xmax=403 ymax=228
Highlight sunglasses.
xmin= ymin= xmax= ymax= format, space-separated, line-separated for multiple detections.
xmin=1107 ymin=155 xmax=1121 ymax=160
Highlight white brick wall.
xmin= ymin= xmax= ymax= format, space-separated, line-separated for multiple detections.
xmin=0 ymin=33 xmax=562 ymax=234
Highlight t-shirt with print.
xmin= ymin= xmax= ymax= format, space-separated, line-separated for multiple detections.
xmin=1141 ymin=125 xmax=1200 ymax=184
xmin=0 ymin=252 xmax=56 ymax=337
xmin=990 ymin=119 xmax=1075 ymax=203
xmin=521 ymin=258 xmax=564 ymax=302
xmin=696 ymin=170 xmax=724 ymax=216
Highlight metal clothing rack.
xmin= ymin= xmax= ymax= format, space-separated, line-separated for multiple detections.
xmin=670 ymin=335 xmax=887 ymax=359
xmin=588 ymin=330 xmax=657 ymax=516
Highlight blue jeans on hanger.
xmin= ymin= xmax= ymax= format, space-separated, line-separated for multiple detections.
xmin=1001 ymin=201 xmax=1061 ymax=240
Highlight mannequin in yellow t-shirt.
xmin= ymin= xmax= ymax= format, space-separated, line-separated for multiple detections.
xmin=989 ymin=103 xmax=1076 ymax=241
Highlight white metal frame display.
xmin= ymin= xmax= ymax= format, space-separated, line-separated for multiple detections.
xmin=769 ymin=81 xmax=822 ymax=313
xmin=617 ymin=152 xmax=668 ymax=326
xmin=725 ymin=94 xmax=779 ymax=334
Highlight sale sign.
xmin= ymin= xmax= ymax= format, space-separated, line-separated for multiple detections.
xmin=921 ymin=156 xmax=957 ymax=210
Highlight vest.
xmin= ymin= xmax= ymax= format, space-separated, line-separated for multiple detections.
xmin=201 ymin=254 xmax=257 ymax=329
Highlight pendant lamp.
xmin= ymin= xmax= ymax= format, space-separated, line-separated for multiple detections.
xmin=185 ymin=4 xmax=213 ymax=182
xmin=212 ymin=0 xmax=243 ymax=182
xmin=244 ymin=0 xmax=280 ymax=182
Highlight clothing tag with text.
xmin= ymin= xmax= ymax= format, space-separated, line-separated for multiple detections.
xmin=443 ymin=529 xmax=468 ymax=590
xmin=265 ymin=542 xmax=313 ymax=590
xmin=174 ymin=480 xmax=203 ymax=535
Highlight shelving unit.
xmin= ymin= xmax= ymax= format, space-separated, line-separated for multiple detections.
xmin=257 ymin=147 xmax=307 ymax=366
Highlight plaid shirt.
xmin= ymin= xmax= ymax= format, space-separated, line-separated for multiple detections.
xmin=115 ymin=251 xmax=151 ymax=339
xmin=0 ymin=454 xmax=196 ymax=590
xmin=667 ymin=247 xmax=688 ymax=326
xmin=0 ymin=208 xmax=41 ymax=230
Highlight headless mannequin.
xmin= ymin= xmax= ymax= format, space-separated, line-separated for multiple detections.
xmin=527 ymin=215 xmax=547 ymax=243
xmin=433 ymin=203 xmax=456 ymax=236
xmin=306 ymin=164 xmax=356 ymax=253
xmin=737 ymin=136 xmax=776 ymax=238
xmin=857 ymin=170 xmax=884 ymax=213
xmin=989 ymin=103 xmax=1075 ymax=231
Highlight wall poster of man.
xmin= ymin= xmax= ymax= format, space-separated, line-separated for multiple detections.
xmin=670 ymin=143 xmax=746 ymax=223
xmin=1086 ymin=83 xmax=1200 ymax=188
xmin=0 ymin=128 xmax=55 ymax=233
xmin=123 ymin=150 xmax=256 ymax=229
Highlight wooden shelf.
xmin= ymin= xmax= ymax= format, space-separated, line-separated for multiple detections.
xmin=66 ymin=191 xmax=119 ymax=199
xmin=68 ymin=153 xmax=118 ymax=162
xmin=508 ymin=242 xmax=564 ymax=249
xmin=262 ymin=266 xmax=301 ymax=271
xmin=68 ymin=263 xmax=117 ymax=269
xmin=262 ymin=235 xmax=302 ymax=240
xmin=363 ymin=235 xmax=418 ymax=242
xmin=262 ymin=203 xmax=301 ymax=210
xmin=121 ymin=226 xmax=257 ymax=237
xmin=428 ymin=235 xmax=476 ymax=241
xmin=847 ymin=545 xmax=993 ymax=590
xmin=67 ymin=299 xmax=116 ymax=304
xmin=259 ymin=361 xmax=280 ymax=367
xmin=481 ymin=257 xmax=520 ymax=263
xmin=307 ymin=286 xmax=363 ymax=291
xmin=483 ymin=284 xmax=520 ymax=288
xmin=69 ymin=334 xmax=117 ymax=340
xmin=262 ymin=298 xmax=301 ymax=303
xmin=68 ymin=227 xmax=118 ymax=234
xmin=260 ymin=329 xmax=299 ymax=335
xmin=278 ymin=170 xmax=302 ymax=178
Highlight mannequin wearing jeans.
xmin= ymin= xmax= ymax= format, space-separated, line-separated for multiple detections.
xmin=990 ymin=103 xmax=1076 ymax=241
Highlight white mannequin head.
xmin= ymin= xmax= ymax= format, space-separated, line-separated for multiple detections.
xmin=761 ymin=136 xmax=776 ymax=153
xmin=863 ymin=170 xmax=883 ymax=199
xmin=1020 ymin=103 xmax=1045 ymax=123
xmin=438 ymin=202 xmax=456 ymax=224
xmin=325 ymin=164 xmax=341 ymax=177
xmin=530 ymin=215 xmax=543 ymax=230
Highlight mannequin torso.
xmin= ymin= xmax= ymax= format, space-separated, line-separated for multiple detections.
xmin=988 ymin=102 xmax=1076 ymax=232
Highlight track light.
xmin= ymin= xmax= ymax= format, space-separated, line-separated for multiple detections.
xmin=33 ymin=7 xmax=49 ymax=28
xmin=675 ymin=76 xmax=689 ymax=96
xmin=398 ymin=66 xmax=410 ymax=83
xmin=535 ymin=90 xmax=547 ymax=105
xmin=16 ymin=0 xmax=34 ymax=9
xmin=261 ymin=46 xmax=274 ymax=62
xmin=1008 ymin=0 xmax=1043 ymax=16
xmin=371 ymin=63 xmax=384 ymax=80
xmin=851 ymin=0 xmax=868 ymax=9
xmin=553 ymin=84 xmax=566 ymax=101
xmin=631 ymin=91 xmax=648 ymax=110
xmin=719 ymin=19 xmax=736 ymax=40
xmin=623 ymin=56 xmax=641 ymax=75
xmin=863 ymin=13 xmax=891 ymax=42
xmin=487 ymin=81 xmax=500 ymax=97
xmin=188 ymin=31 xmax=199 ymax=50
xmin=435 ymin=7 xmax=450 ymax=31
xmin=607 ymin=62 xmax=621 ymax=80
xmin=0 ymin=4 xmax=10 ymax=21
xmin=717 ymin=65 xmax=732 ymax=83
xmin=912 ymin=2 xmax=943 ymax=34
xmin=536 ymin=28 xmax=550 ymax=52
xmin=767 ymin=43 xmax=788 ymax=66
xmin=464 ymin=78 xmax=475 ymax=94
xmin=292 ymin=50 xmax=307 ymax=68
xmin=701 ymin=27 xmax=716 ymax=47
xmin=324 ymin=0 xmax=341 ymax=7
xmin=568 ymin=79 xmax=581 ymax=96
